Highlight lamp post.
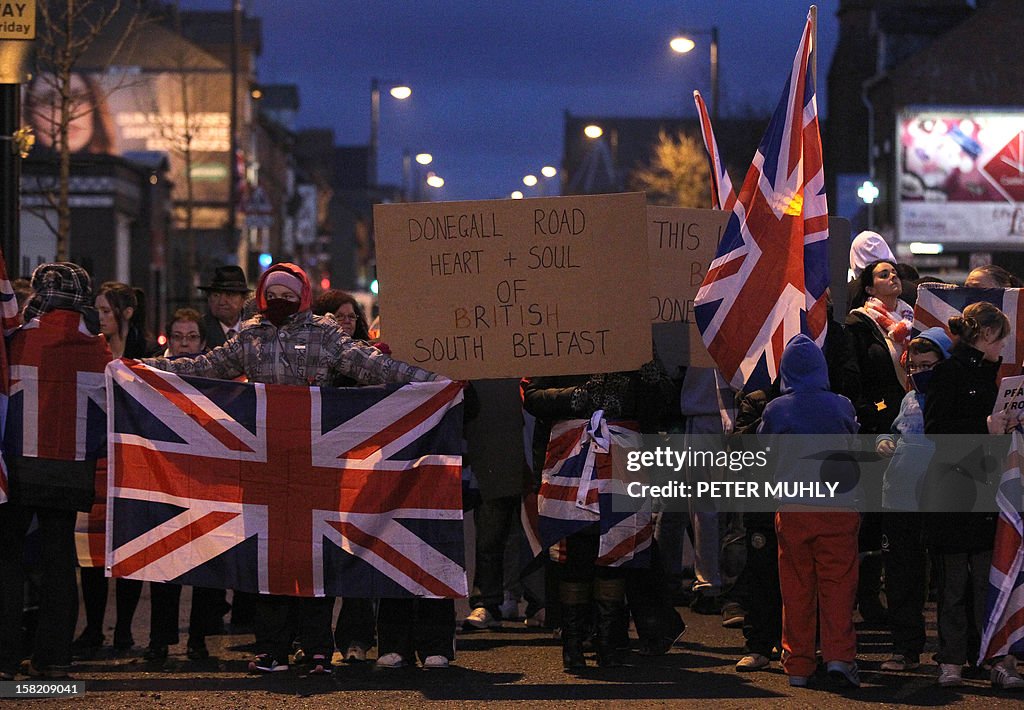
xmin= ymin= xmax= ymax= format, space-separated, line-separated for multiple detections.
xmin=402 ymin=150 xmax=433 ymax=201
xmin=369 ymin=78 xmax=411 ymax=188
xmin=670 ymin=26 xmax=719 ymax=120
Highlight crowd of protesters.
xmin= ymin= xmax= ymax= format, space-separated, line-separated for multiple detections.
xmin=1 ymin=239 xmax=1023 ymax=695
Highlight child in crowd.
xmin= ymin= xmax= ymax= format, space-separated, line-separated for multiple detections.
xmin=759 ymin=334 xmax=861 ymax=688
xmin=875 ymin=328 xmax=952 ymax=672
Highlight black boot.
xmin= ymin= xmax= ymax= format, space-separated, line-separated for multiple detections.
xmin=594 ymin=577 xmax=626 ymax=668
xmin=559 ymin=581 xmax=590 ymax=672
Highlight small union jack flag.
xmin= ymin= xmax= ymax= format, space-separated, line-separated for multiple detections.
xmin=106 ymin=361 xmax=467 ymax=598
xmin=536 ymin=411 xmax=652 ymax=567
xmin=694 ymin=9 xmax=829 ymax=392
xmin=914 ymin=283 xmax=1024 ymax=382
xmin=693 ymin=90 xmax=737 ymax=212
xmin=979 ymin=430 xmax=1024 ymax=663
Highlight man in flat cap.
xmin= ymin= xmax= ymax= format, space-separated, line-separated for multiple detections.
xmin=199 ymin=265 xmax=251 ymax=349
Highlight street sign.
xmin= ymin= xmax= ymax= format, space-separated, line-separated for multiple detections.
xmin=0 ymin=0 xmax=34 ymax=40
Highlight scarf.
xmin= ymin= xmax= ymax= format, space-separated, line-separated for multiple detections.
xmin=855 ymin=296 xmax=915 ymax=388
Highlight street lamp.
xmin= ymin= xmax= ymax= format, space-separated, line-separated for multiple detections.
xmin=402 ymin=150 xmax=435 ymax=201
xmin=370 ymin=78 xmax=412 ymax=187
xmin=670 ymin=26 xmax=719 ymax=120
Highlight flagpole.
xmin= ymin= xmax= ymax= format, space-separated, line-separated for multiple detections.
xmin=809 ymin=5 xmax=818 ymax=88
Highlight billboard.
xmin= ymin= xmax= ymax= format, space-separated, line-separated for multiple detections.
xmin=898 ymin=109 xmax=1024 ymax=245
xmin=24 ymin=69 xmax=232 ymax=224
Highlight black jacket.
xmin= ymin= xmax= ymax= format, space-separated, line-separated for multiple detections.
xmin=843 ymin=311 xmax=907 ymax=435
xmin=922 ymin=342 xmax=1000 ymax=552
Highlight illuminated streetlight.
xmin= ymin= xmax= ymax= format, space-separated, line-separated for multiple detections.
xmin=426 ymin=173 xmax=445 ymax=188
xmin=511 ymin=191 xmax=524 ymax=199
xmin=584 ymin=124 xmax=604 ymax=139
xmin=415 ymin=153 xmax=433 ymax=165
xmin=670 ymin=27 xmax=719 ymax=120
xmin=370 ymin=78 xmax=412 ymax=186
xmin=523 ymin=174 xmax=538 ymax=187
xmin=669 ymin=36 xmax=696 ymax=54
xmin=541 ymin=166 xmax=557 ymax=178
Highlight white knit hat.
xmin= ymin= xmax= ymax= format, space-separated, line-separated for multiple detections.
xmin=849 ymin=231 xmax=895 ymax=278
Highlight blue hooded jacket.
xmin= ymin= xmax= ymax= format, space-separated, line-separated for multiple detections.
xmin=878 ymin=326 xmax=952 ymax=510
xmin=759 ymin=334 xmax=860 ymax=507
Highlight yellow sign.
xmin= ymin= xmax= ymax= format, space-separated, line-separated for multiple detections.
xmin=0 ymin=0 xmax=34 ymax=40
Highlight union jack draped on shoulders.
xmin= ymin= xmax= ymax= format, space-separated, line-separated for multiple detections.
xmin=914 ymin=283 xmax=1024 ymax=382
xmin=979 ymin=429 xmax=1024 ymax=663
xmin=535 ymin=410 xmax=652 ymax=567
xmin=105 ymin=360 xmax=467 ymax=598
xmin=4 ymin=309 xmax=109 ymax=464
xmin=693 ymin=9 xmax=829 ymax=393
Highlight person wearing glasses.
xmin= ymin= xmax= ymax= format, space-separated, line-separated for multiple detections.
xmin=873 ymin=327 xmax=951 ymax=673
xmin=164 ymin=308 xmax=207 ymax=357
xmin=144 ymin=307 xmax=230 ymax=663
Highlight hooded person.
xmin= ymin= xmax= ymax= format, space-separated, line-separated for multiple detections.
xmin=757 ymin=334 xmax=862 ymax=689
xmin=849 ymin=231 xmax=895 ymax=280
xmin=143 ymin=263 xmax=436 ymax=388
xmin=1 ymin=262 xmax=112 ymax=679
xmin=140 ymin=262 xmax=439 ymax=675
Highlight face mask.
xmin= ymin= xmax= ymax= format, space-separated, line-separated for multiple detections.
xmin=263 ymin=298 xmax=300 ymax=326
xmin=910 ymin=369 xmax=935 ymax=395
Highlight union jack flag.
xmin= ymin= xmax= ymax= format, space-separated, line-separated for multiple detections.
xmin=536 ymin=411 xmax=652 ymax=567
xmin=4 ymin=310 xmax=109 ymax=463
xmin=106 ymin=360 xmax=467 ymax=598
xmin=693 ymin=9 xmax=829 ymax=392
xmin=979 ymin=429 xmax=1024 ymax=663
xmin=913 ymin=284 xmax=1024 ymax=382
xmin=693 ymin=90 xmax=737 ymax=212
xmin=0 ymin=249 xmax=22 ymax=504
xmin=75 ymin=459 xmax=108 ymax=567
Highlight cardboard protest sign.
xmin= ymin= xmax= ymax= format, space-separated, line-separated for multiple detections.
xmin=993 ymin=375 xmax=1024 ymax=415
xmin=646 ymin=206 xmax=728 ymax=372
xmin=373 ymin=193 xmax=651 ymax=379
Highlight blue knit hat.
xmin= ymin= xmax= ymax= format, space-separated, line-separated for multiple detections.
xmin=915 ymin=326 xmax=953 ymax=359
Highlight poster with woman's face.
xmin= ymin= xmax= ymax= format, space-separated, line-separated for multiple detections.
xmin=25 ymin=69 xmax=233 ymax=207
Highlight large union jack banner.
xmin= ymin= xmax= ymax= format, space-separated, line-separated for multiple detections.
xmin=536 ymin=411 xmax=652 ymax=567
xmin=980 ymin=430 xmax=1024 ymax=663
xmin=913 ymin=283 xmax=1024 ymax=382
xmin=693 ymin=9 xmax=829 ymax=392
xmin=105 ymin=360 xmax=467 ymax=598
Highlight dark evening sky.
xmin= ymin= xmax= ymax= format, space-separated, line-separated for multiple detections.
xmin=182 ymin=1 xmax=839 ymax=201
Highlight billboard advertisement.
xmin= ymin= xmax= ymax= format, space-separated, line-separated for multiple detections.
xmin=24 ymin=69 xmax=232 ymax=218
xmin=898 ymin=109 xmax=1024 ymax=245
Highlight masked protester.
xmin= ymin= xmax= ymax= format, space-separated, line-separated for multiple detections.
xmin=142 ymin=263 xmax=438 ymax=675
xmin=873 ymin=327 xmax=951 ymax=673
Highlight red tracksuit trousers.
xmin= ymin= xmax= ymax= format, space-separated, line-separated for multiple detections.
xmin=775 ymin=508 xmax=860 ymax=677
